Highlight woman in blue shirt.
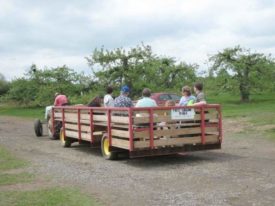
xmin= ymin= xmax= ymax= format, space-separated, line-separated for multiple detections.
xmin=179 ymin=86 xmax=196 ymax=106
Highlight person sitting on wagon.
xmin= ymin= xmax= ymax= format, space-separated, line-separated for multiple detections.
xmin=104 ymin=86 xmax=114 ymax=107
xmin=135 ymin=88 xmax=157 ymax=107
xmin=178 ymin=86 xmax=196 ymax=106
xmin=87 ymin=96 xmax=102 ymax=107
xmin=193 ymin=82 xmax=206 ymax=105
xmin=114 ymin=85 xmax=133 ymax=107
xmin=54 ymin=92 xmax=69 ymax=106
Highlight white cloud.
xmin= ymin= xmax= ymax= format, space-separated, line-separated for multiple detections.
xmin=0 ymin=0 xmax=274 ymax=80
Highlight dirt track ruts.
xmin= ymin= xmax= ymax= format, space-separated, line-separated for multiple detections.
xmin=0 ymin=116 xmax=275 ymax=206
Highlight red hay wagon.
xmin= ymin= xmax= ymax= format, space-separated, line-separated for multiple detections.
xmin=52 ymin=104 xmax=222 ymax=159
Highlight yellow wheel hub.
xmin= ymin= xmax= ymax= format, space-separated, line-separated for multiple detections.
xmin=103 ymin=138 xmax=110 ymax=156
xmin=60 ymin=130 xmax=65 ymax=143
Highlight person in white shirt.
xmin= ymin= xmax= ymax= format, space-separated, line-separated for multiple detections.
xmin=104 ymin=86 xmax=114 ymax=107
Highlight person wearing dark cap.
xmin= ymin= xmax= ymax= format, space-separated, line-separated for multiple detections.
xmin=135 ymin=88 xmax=157 ymax=107
xmin=114 ymin=85 xmax=133 ymax=107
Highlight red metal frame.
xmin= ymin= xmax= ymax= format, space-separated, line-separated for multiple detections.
xmin=128 ymin=108 xmax=134 ymax=151
xmin=89 ymin=109 xmax=94 ymax=143
xmin=218 ymin=107 xmax=223 ymax=143
xmin=77 ymin=109 xmax=82 ymax=143
xmin=200 ymin=106 xmax=206 ymax=144
xmin=52 ymin=104 xmax=222 ymax=151
xmin=51 ymin=108 xmax=55 ymax=135
xmin=107 ymin=109 xmax=112 ymax=147
xmin=62 ymin=108 xmax=66 ymax=139
xmin=149 ymin=108 xmax=154 ymax=149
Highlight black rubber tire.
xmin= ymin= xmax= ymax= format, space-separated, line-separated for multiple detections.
xmin=60 ymin=128 xmax=72 ymax=148
xmin=34 ymin=119 xmax=43 ymax=137
xmin=101 ymin=134 xmax=117 ymax=160
xmin=48 ymin=118 xmax=61 ymax=140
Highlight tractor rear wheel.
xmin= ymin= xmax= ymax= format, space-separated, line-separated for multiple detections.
xmin=48 ymin=118 xmax=61 ymax=140
xmin=34 ymin=119 xmax=43 ymax=137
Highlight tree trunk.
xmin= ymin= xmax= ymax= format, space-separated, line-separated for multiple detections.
xmin=239 ymin=80 xmax=250 ymax=102
xmin=239 ymin=66 xmax=250 ymax=102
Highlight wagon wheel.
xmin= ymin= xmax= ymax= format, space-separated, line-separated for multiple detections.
xmin=48 ymin=118 xmax=61 ymax=140
xmin=60 ymin=128 xmax=72 ymax=147
xmin=101 ymin=134 xmax=117 ymax=160
xmin=34 ymin=119 xmax=43 ymax=137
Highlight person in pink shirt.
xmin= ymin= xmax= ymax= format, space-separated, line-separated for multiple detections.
xmin=54 ymin=93 xmax=69 ymax=106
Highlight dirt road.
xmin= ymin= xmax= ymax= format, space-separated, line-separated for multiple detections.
xmin=0 ymin=116 xmax=275 ymax=206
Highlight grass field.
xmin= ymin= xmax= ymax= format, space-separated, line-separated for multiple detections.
xmin=0 ymin=145 xmax=101 ymax=206
xmin=208 ymin=93 xmax=275 ymax=118
xmin=0 ymin=106 xmax=44 ymax=119
xmin=208 ymin=93 xmax=275 ymax=140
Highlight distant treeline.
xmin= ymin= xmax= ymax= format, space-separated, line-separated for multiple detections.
xmin=0 ymin=44 xmax=274 ymax=106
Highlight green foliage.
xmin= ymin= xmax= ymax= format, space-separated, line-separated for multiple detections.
xmin=86 ymin=44 xmax=197 ymax=97
xmin=6 ymin=78 xmax=38 ymax=105
xmin=2 ymin=44 xmax=275 ymax=107
xmin=209 ymin=45 xmax=275 ymax=102
xmin=5 ymin=65 xmax=93 ymax=106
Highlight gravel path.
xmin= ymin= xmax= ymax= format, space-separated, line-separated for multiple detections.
xmin=0 ymin=116 xmax=275 ymax=206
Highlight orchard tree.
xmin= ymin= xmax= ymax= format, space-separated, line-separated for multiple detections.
xmin=86 ymin=44 xmax=197 ymax=97
xmin=209 ymin=46 xmax=275 ymax=102
xmin=86 ymin=44 xmax=154 ymax=92
xmin=7 ymin=65 xmax=92 ymax=106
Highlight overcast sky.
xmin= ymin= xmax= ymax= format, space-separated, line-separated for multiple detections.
xmin=0 ymin=0 xmax=275 ymax=80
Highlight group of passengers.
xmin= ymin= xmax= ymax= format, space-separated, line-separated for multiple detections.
xmin=98 ymin=82 xmax=206 ymax=108
xmin=51 ymin=82 xmax=206 ymax=110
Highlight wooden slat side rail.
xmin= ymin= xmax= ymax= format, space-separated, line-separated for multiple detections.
xmin=112 ymin=129 xmax=129 ymax=138
xmin=54 ymin=112 xmax=129 ymax=124
xmin=133 ymin=113 xmax=216 ymax=124
xmin=65 ymin=130 xmax=103 ymax=141
xmin=66 ymin=123 xmax=91 ymax=132
xmin=109 ymin=127 xmax=218 ymax=139
xmin=134 ymin=135 xmax=219 ymax=148
xmin=99 ymin=135 xmax=219 ymax=150
xmin=52 ymin=105 xmax=221 ymax=152
xmin=112 ymin=138 xmax=129 ymax=150
xmin=133 ymin=127 xmax=218 ymax=139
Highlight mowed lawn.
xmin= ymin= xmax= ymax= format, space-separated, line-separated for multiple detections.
xmin=208 ymin=93 xmax=275 ymax=140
